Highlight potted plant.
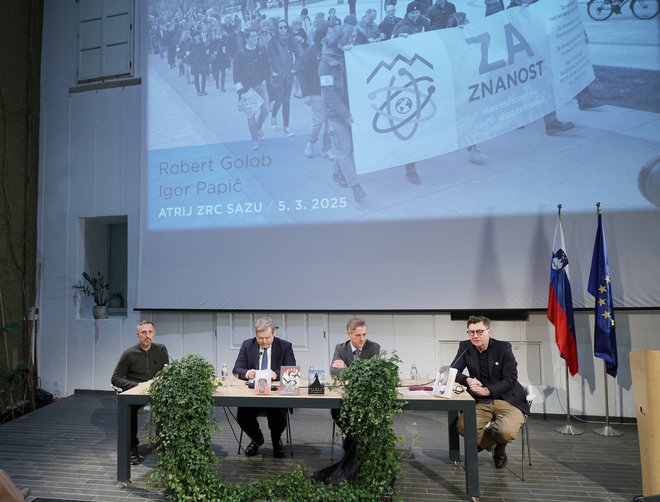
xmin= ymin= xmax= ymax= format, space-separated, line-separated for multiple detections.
xmin=73 ymin=271 xmax=124 ymax=319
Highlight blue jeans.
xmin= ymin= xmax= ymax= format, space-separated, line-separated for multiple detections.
xmin=247 ymin=82 xmax=269 ymax=141
xmin=327 ymin=118 xmax=358 ymax=188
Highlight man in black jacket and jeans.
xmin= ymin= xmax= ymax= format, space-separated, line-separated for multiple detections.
xmin=451 ymin=315 xmax=530 ymax=469
xmin=233 ymin=29 xmax=271 ymax=150
xmin=299 ymin=22 xmax=332 ymax=159
xmin=112 ymin=320 xmax=169 ymax=465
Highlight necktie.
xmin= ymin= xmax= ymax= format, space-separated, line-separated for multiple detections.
xmin=353 ymin=349 xmax=361 ymax=361
xmin=260 ymin=349 xmax=268 ymax=370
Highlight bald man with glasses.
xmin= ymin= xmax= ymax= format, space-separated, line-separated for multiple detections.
xmin=451 ymin=315 xmax=529 ymax=470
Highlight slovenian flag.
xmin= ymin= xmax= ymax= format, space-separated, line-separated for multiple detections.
xmin=547 ymin=213 xmax=579 ymax=376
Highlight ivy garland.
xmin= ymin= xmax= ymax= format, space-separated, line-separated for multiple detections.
xmin=147 ymin=353 xmax=220 ymax=500
xmin=333 ymin=351 xmax=404 ymax=496
xmin=146 ymin=352 xmax=404 ymax=501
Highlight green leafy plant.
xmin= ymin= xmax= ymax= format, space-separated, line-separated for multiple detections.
xmin=333 ymin=351 xmax=405 ymax=496
xmin=146 ymin=351 xmax=404 ymax=501
xmin=72 ymin=271 xmax=124 ymax=306
xmin=216 ymin=465 xmax=376 ymax=501
xmin=147 ymin=353 xmax=221 ymax=500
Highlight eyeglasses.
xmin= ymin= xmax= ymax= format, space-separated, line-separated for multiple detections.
xmin=467 ymin=329 xmax=488 ymax=337
xmin=278 ymin=25 xmax=287 ymax=30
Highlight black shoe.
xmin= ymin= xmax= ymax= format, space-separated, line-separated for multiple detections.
xmin=545 ymin=120 xmax=575 ymax=135
xmin=493 ymin=442 xmax=507 ymax=469
xmin=405 ymin=167 xmax=421 ymax=185
xmin=578 ymin=100 xmax=602 ymax=111
xmin=272 ymin=438 xmax=285 ymax=458
xmin=352 ymin=184 xmax=368 ymax=202
xmin=245 ymin=440 xmax=260 ymax=457
xmin=130 ymin=447 xmax=145 ymax=465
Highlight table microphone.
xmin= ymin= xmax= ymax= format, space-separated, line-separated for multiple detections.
xmin=449 ymin=345 xmax=469 ymax=369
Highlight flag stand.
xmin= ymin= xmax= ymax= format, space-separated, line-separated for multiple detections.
xmin=594 ymin=364 xmax=622 ymax=437
xmin=555 ymin=365 xmax=583 ymax=435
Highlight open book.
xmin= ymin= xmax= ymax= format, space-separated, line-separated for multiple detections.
xmin=432 ymin=366 xmax=458 ymax=399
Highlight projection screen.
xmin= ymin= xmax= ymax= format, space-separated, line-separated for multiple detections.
xmin=137 ymin=0 xmax=660 ymax=311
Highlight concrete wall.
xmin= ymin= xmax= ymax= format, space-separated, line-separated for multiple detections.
xmin=37 ymin=1 xmax=659 ymax=418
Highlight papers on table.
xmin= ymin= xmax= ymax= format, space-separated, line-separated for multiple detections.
xmin=399 ymin=389 xmax=432 ymax=396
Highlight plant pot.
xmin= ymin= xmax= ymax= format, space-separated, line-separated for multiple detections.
xmin=93 ymin=305 xmax=108 ymax=319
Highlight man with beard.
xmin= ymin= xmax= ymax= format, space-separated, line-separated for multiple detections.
xmin=112 ymin=321 xmax=169 ymax=465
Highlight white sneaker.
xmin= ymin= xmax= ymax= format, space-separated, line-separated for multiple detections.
xmin=322 ymin=150 xmax=335 ymax=161
xmin=304 ymin=141 xmax=313 ymax=158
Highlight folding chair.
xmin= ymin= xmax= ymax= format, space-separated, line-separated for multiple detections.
xmin=520 ymin=383 xmax=536 ymax=481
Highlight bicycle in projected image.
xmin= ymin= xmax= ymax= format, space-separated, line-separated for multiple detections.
xmin=587 ymin=0 xmax=659 ymax=20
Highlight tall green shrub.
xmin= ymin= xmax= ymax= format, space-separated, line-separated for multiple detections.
xmin=147 ymin=353 xmax=221 ymax=500
xmin=334 ymin=351 xmax=404 ymax=495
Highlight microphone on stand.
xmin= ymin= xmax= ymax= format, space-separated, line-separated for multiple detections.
xmin=449 ymin=344 xmax=469 ymax=369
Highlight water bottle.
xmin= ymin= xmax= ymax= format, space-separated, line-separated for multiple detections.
xmin=221 ymin=363 xmax=229 ymax=383
xmin=410 ymin=363 xmax=418 ymax=383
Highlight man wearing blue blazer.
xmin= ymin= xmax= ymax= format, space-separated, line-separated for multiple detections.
xmin=233 ymin=316 xmax=296 ymax=458
xmin=451 ymin=315 xmax=530 ymax=469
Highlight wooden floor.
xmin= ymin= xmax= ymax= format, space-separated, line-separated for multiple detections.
xmin=0 ymin=392 xmax=643 ymax=501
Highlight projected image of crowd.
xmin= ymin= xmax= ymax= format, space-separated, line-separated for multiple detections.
xmin=147 ymin=0 xmax=600 ymax=202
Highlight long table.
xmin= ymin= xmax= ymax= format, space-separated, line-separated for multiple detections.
xmin=117 ymin=381 xmax=479 ymax=500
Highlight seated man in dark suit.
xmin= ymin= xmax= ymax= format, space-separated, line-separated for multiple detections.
xmin=451 ymin=315 xmax=530 ymax=469
xmin=232 ymin=316 xmax=296 ymax=458
xmin=331 ymin=317 xmax=380 ymax=377
xmin=330 ymin=317 xmax=380 ymax=425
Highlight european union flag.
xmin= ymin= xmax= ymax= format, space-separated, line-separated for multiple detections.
xmin=587 ymin=212 xmax=617 ymax=377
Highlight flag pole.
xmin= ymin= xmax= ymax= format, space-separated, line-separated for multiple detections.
xmin=556 ymin=364 xmax=583 ymax=434
xmin=554 ymin=205 xmax=583 ymax=435
xmin=594 ymin=363 xmax=622 ymax=436
xmin=591 ymin=203 xmax=622 ymax=437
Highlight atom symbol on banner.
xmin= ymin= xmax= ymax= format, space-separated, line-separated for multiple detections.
xmin=369 ymin=67 xmax=436 ymax=141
